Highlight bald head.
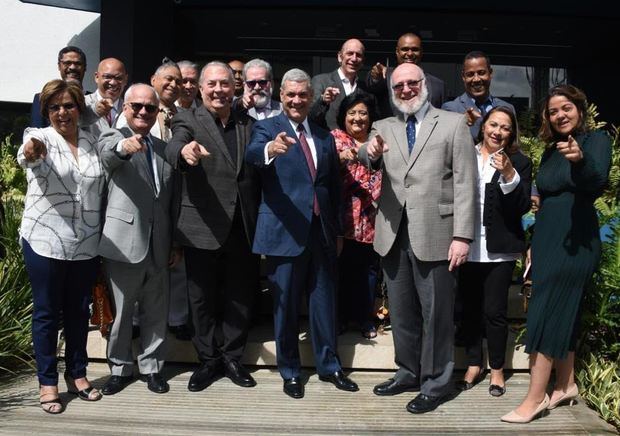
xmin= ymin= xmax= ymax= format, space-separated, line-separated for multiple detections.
xmin=396 ymin=32 xmax=423 ymax=65
xmin=123 ymin=84 xmax=159 ymax=136
xmin=338 ymin=38 xmax=365 ymax=79
xmin=94 ymin=58 xmax=127 ymax=101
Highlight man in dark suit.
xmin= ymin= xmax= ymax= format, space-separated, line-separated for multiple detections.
xmin=310 ymin=38 xmax=370 ymax=130
xmin=246 ymin=68 xmax=358 ymax=399
xmin=367 ymin=32 xmax=445 ymax=118
xmin=31 ymin=46 xmax=88 ymax=128
xmin=166 ymin=61 xmax=260 ymax=392
xmin=441 ymin=51 xmax=515 ymax=139
xmin=98 ymin=84 xmax=178 ymax=396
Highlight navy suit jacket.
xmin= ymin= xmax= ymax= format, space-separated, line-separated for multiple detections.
xmin=441 ymin=92 xmax=515 ymax=139
xmin=30 ymin=93 xmax=49 ymax=128
xmin=245 ymin=112 xmax=342 ymax=257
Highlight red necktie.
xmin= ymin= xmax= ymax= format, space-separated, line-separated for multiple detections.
xmin=296 ymin=124 xmax=320 ymax=216
xmin=106 ymin=110 xmax=113 ymax=127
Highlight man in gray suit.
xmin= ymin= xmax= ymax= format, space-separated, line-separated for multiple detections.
xmin=441 ymin=51 xmax=515 ymax=139
xmin=81 ymin=58 xmax=128 ymax=137
xmin=98 ymin=84 xmax=179 ymax=395
xmin=310 ymin=38 xmax=371 ymax=130
xmin=367 ymin=32 xmax=446 ymax=118
xmin=359 ymin=63 xmax=476 ymax=414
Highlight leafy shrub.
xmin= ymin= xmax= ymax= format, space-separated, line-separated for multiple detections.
xmin=576 ymin=353 xmax=620 ymax=429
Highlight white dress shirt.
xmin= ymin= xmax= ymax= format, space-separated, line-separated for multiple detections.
xmin=468 ymin=144 xmax=522 ymax=263
xmin=264 ymin=118 xmax=317 ymax=166
xmin=18 ymin=127 xmax=105 ymax=260
xmin=337 ymin=68 xmax=357 ymax=95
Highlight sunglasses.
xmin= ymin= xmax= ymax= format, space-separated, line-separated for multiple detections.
xmin=49 ymin=103 xmax=77 ymax=113
xmin=245 ymin=79 xmax=270 ymax=88
xmin=127 ymin=102 xmax=159 ymax=114
xmin=391 ymin=78 xmax=425 ymax=92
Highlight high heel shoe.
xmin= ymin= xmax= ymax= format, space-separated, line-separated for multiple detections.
xmin=547 ymin=384 xmax=578 ymax=410
xmin=500 ymin=394 xmax=550 ymax=423
xmin=64 ymin=373 xmax=102 ymax=401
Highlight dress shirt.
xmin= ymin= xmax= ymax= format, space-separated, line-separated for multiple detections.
xmin=17 ymin=127 xmax=104 ymax=260
xmin=264 ymin=118 xmax=317 ymax=166
xmin=337 ymin=68 xmax=357 ymax=95
xmin=94 ymin=90 xmax=122 ymax=124
xmin=468 ymin=95 xmax=495 ymax=115
xmin=116 ymin=133 xmax=160 ymax=195
xmin=468 ymin=144 xmax=521 ymax=263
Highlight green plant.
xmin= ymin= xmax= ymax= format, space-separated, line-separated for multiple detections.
xmin=0 ymin=134 xmax=26 ymax=204
xmin=575 ymin=353 xmax=620 ymax=429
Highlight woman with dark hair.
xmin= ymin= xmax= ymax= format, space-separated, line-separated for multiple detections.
xmin=331 ymin=92 xmax=382 ymax=339
xmin=456 ymin=106 xmax=532 ymax=397
xmin=501 ymin=85 xmax=611 ymax=423
xmin=18 ymin=79 xmax=105 ymax=414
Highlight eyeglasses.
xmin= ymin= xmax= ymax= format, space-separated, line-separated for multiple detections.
xmin=101 ymin=74 xmax=126 ymax=82
xmin=127 ymin=102 xmax=159 ymax=114
xmin=245 ymin=80 xmax=270 ymax=88
xmin=48 ymin=103 xmax=77 ymax=113
xmin=391 ymin=78 xmax=425 ymax=92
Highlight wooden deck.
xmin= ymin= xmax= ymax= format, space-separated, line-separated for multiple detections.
xmin=1 ymin=362 xmax=616 ymax=435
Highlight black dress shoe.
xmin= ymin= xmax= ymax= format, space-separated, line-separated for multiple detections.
xmin=224 ymin=360 xmax=256 ymax=387
xmin=283 ymin=377 xmax=304 ymax=399
xmin=101 ymin=375 xmax=133 ymax=395
xmin=318 ymin=371 xmax=359 ymax=392
xmin=373 ymin=378 xmax=420 ymax=396
xmin=168 ymin=324 xmax=192 ymax=341
xmin=406 ymin=393 xmax=443 ymax=414
xmin=141 ymin=373 xmax=169 ymax=394
xmin=188 ymin=364 xmax=222 ymax=392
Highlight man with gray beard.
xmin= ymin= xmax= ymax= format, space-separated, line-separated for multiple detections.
xmin=236 ymin=58 xmax=282 ymax=120
xmin=358 ymin=62 xmax=476 ymax=414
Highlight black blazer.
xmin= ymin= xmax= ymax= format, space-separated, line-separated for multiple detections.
xmin=165 ymin=105 xmax=260 ymax=250
xmin=483 ymin=151 xmax=532 ymax=254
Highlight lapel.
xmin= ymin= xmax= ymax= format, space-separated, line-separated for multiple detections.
xmin=275 ymin=113 xmax=314 ymax=183
xmin=459 ymin=93 xmax=471 ymax=111
xmin=388 ymin=115 xmax=410 ymax=164
xmin=195 ymin=105 xmax=235 ymax=169
xmin=151 ymin=136 xmax=166 ymax=192
xmin=407 ymin=107 xmax=439 ymax=173
xmin=331 ymin=70 xmax=346 ymax=98
xmin=233 ymin=114 xmax=249 ymax=176
xmin=119 ymin=127 xmax=157 ymax=192
xmin=307 ymin=120 xmax=323 ymax=180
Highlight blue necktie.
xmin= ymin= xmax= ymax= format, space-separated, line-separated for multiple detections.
xmin=406 ymin=115 xmax=417 ymax=154
xmin=143 ymin=136 xmax=156 ymax=184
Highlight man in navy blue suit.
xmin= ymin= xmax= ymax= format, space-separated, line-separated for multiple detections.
xmin=245 ymin=68 xmax=358 ymax=399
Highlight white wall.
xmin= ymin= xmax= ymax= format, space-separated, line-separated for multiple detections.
xmin=0 ymin=0 xmax=100 ymax=103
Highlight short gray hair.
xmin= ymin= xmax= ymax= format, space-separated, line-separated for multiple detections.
xmin=281 ymin=68 xmax=312 ymax=91
xmin=199 ymin=61 xmax=234 ymax=85
xmin=243 ymin=58 xmax=273 ymax=81
xmin=124 ymin=83 xmax=159 ymax=104
xmin=177 ymin=60 xmax=199 ymax=73
xmin=154 ymin=60 xmax=180 ymax=76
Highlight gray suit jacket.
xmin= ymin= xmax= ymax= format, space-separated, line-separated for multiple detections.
xmin=359 ymin=106 xmax=476 ymax=261
xmin=98 ymin=127 xmax=175 ymax=267
xmin=441 ymin=92 xmax=515 ymax=139
xmin=81 ymin=93 xmax=123 ymax=139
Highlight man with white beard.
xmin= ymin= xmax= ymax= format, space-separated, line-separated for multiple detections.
xmin=237 ymin=59 xmax=282 ymax=120
xmin=358 ymin=62 xmax=476 ymax=414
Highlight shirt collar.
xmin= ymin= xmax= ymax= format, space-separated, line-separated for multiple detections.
xmin=95 ymin=90 xmax=121 ymax=110
xmin=468 ymin=94 xmax=492 ymax=109
xmin=413 ymin=101 xmax=430 ymax=121
xmin=337 ymin=68 xmax=356 ymax=86
xmin=288 ymin=117 xmax=311 ymax=136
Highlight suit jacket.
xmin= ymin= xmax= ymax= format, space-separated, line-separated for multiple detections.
xmin=484 ymin=151 xmax=532 ymax=254
xmin=245 ymin=112 xmax=342 ymax=257
xmin=309 ymin=70 xmax=373 ymax=131
xmin=165 ymin=105 xmax=260 ymax=250
xmin=30 ymin=93 xmax=48 ymax=128
xmin=441 ymin=92 xmax=515 ymax=139
xmin=97 ymin=127 xmax=175 ymax=268
xmin=366 ymin=67 xmax=445 ymax=119
xmin=81 ymin=93 xmax=123 ymax=139
xmin=358 ymin=106 xmax=476 ymax=261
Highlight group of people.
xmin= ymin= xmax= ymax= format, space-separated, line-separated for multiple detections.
xmin=18 ymin=30 xmax=611 ymax=424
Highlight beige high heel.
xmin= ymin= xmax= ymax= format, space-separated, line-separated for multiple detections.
xmin=500 ymin=394 xmax=550 ymax=423
xmin=547 ymin=384 xmax=579 ymax=409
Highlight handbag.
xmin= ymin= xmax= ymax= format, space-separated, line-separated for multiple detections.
xmin=90 ymin=265 xmax=114 ymax=338
xmin=520 ymin=248 xmax=533 ymax=313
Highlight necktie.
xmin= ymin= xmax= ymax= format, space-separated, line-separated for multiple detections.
xmin=143 ymin=136 xmax=156 ymax=186
xmin=477 ymin=102 xmax=488 ymax=117
xmin=406 ymin=115 xmax=417 ymax=154
xmin=296 ymin=124 xmax=320 ymax=216
xmin=105 ymin=110 xmax=113 ymax=127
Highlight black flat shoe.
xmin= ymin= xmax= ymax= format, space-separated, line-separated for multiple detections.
xmin=188 ymin=364 xmax=223 ymax=392
xmin=406 ymin=393 xmax=443 ymax=414
xmin=64 ymin=374 xmax=102 ymax=401
xmin=224 ymin=360 xmax=256 ymax=388
xmin=455 ymin=369 xmax=485 ymax=391
xmin=283 ymin=377 xmax=304 ymax=399
xmin=489 ymin=384 xmax=506 ymax=397
xmin=101 ymin=375 xmax=133 ymax=395
xmin=373 ymin=378 xmax=420 ymax=396
xmin=141 ymin=373 xmax=169 ymax=394
xmin=319 ymin=370 xmax=359 ymax=392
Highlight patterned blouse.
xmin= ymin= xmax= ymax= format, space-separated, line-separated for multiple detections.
xmin=17 ymin=127 xmax=105 ymax=260
xmin=331 ymin=129 xmax=382 ymax=244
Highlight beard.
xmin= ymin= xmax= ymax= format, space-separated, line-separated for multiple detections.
xmin=253 ymin=89 xmax=272 ymax=109
xmin=391 ymin=83 xmax=429 ymax=116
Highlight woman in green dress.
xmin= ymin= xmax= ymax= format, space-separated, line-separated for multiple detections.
xmin=501 ymin=85 xmax=612 ymax=423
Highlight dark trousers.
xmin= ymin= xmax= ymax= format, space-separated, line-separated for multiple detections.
xmin=184 ymin=211 xmax=258 ymax=366
xmin=266 ymin=218 xmax=341 ymax=380
xmin=382 ymin=222 xmax=456 ymax=397
xmin=338 ymin=238 xmax=378 ymax=330
xmin=22 ymin=239 xmax=99 ymax=386
xmin=459 ymin=261 xmax=515 ymax=369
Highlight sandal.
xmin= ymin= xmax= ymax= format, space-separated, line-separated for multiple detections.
xmin=362 ymin=325 xmax=377 ymax=339
xmin=65 ymin=374 xmax=102 ymax=401
xmin=40 ymin=389 xmax=64 ymax=414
